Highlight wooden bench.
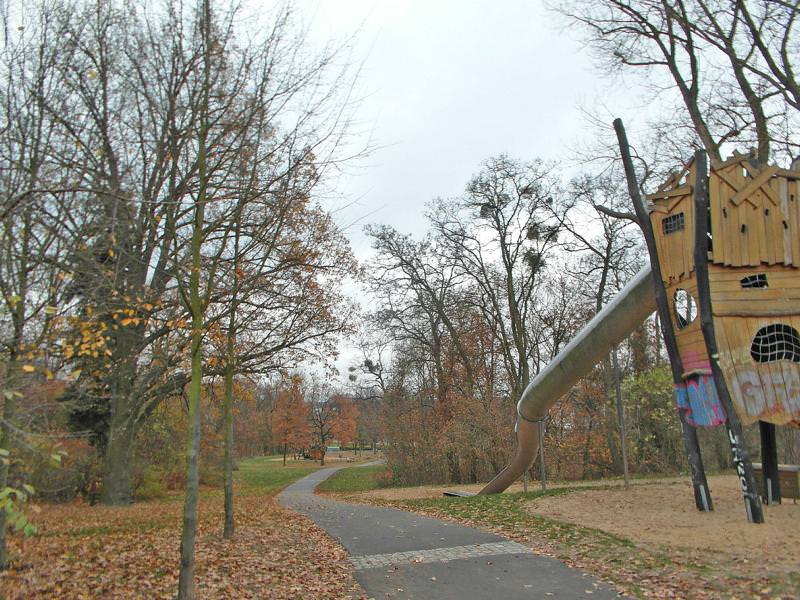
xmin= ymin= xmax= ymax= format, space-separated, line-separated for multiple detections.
xmin=752 ymin=462 xmax=800 ymax=503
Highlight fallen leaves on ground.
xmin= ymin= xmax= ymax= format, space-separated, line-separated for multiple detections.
xmin=0 ymin=491 xmax=366 ymax=599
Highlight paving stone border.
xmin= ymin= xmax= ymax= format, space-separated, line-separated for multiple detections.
xmin=348 ymin=541 xmax=530 ymax=570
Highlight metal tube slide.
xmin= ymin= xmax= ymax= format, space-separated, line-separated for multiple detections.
xmin=479 ymin=264 xmax=657 ymax=494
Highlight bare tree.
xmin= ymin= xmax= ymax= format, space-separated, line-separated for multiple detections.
xmin=2 ymin=0 xmax=362 ymax=506
xmin=0 ymin=1 xmax=83 ymax=566
xmin=430 ymin=155 xmax=566 ymax=400
xmin=307 ymin=380 xmax=338 ymax=466
xmin=176 ymin=0 xmax=213 ymax=595
xmin=555 ymin=174 xmax=641 ymax=477
xmin=558 ymin=175 xmax=641 ymax=311
xmin=366 ymin=225 xmax=476 ymax=398
xmin=554 ymin=0 xmax=799 ymax=168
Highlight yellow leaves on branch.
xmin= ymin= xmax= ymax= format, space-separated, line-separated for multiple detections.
xmin=60 ymin=314 xmax=113 ymax=359
xmin=165 ymin=319 xmax=189 ymax=329
xmin=46 ymin=298 xmax=171 ymax=364
xmin=16 ymin=364 xmax=53 ymax=380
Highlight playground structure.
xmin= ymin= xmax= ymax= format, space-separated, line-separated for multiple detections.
xmin=480 ymin=120 xmax=800 ymax=523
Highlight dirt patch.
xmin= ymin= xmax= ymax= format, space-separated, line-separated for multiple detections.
xmin=528 ymin=474 xmax=799 ymax=570
xmin=324 ymin=451 xmax=381 ymax=464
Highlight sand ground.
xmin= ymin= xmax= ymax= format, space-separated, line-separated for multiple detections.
xmin=527 ymin=475 xmax=799 ymax=569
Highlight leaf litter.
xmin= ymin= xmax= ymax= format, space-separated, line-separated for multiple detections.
xmin=0 ymin=492 xmax=367 ymax=599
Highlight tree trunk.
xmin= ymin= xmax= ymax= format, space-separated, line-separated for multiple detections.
xmin=602 ymin=359 xmax=623 ymax=474
xmin=446 ymin=450 xmax=460 ymax=483
xmin=177 ymin=323 xmax=203 ymax=599
xmin=0 ymin=363 xmax=17 ymax=569
xmin=222 ymin=127 xmax=243 ymax=539
xmin=101 ymin=354 xmax=140 ymax=505
xmin=177 ymin=1 xmax=210 ymax=591
xmin=222 ymin=364 xmax=235 ymax=539
xmin=612 ymin=348 xmax=630 ymax=489
xmin=537 ymin=420 xmax=547 ymax=491
xmin=177 ymin=199 xmax=207 ymax=597
xmin=581 ymin=415 xmax=595 ymax=480
xmin=468 ymin=450 xmax=478 ymax=484
xmin=101 ymin=410 xmax=135 ymax=505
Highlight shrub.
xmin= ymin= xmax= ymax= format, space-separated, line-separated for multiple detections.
xmin=134 ymin=467 xmax=169 ymax=500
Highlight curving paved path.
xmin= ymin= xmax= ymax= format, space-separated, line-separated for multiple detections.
xmin=278 ymin=466 xmax=625 ymax=600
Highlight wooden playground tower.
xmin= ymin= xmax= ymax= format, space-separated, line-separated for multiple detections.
xmin=480 ymin=121 xmax=799 ymax=523
xmin=618 ymin=119 xmax=800 ymax=522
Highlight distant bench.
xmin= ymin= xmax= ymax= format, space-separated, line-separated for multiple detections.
xmin=752 ymin=462 xmax=800 ymax=503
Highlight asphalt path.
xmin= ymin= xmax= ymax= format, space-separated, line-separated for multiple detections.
xmin=278 ymin=465 xmax=625 ymax=600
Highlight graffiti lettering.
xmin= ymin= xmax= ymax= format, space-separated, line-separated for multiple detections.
xmin=722 ymin=362 xmax=800 ymax=420
xmin=726 ymin=426 xmax=761 ymax=523
xmin=727 ymin=428 xmax=749 ymax=493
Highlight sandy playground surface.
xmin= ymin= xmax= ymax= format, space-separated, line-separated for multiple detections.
xmin=528 ymin=475 xmax=799 ymax=568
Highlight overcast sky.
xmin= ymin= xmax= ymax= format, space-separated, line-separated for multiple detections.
xmin=292 ymin=0 xmax=634 ymax=255
xmin=285 ymin=0 xmax=636 ymax=376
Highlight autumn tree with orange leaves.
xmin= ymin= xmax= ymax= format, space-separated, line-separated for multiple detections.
xmin=305 ymin=381 xmax=361 ymax=466
xmin=271 ymin=379 xmax=311 ymax=465
xmin=332 ymin=396 xmax=359 ymax=451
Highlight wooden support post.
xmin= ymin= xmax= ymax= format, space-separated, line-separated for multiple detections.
xmin=612 ymin=348 xmax=630 ymax=490
xmin=692 ymin=149 xmax=764 ymax=524
xmin=759 ymin=421 xmax=781 ymax=504
xmin=538 ymin=420 xmax=547 ymax=492
xmin=614 ymin=118 xmax=713 ymax=512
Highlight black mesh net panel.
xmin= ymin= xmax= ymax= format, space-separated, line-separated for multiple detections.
xmin=662 ymin=212 xmax=685 ymax=235
xmin=750 ymin=324 xmax=800 ymax=363
xmin=740 ymin=274 xmax=768 ymax=288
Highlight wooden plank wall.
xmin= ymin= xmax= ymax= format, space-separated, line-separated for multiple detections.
xmin=709 ymin=266 xmax=800 ymax=317
xmin=646 ymin=164 xmax=711 ymax=378
xmin=648 ymin=169 xmax=695 ymax=286
xmin=705 ymin=159 xmax=800 ymax=425
xmin=667 ymin=278 xmax=710 ymax=376
xmin=710 ymin=157 xmax=800 ymax=267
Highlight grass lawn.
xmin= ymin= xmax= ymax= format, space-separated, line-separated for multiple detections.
xmin=316 ymin=463 xmax=388 ymax=493
xmin=0 ymin=456 xmax=365 ymax=600
xmin=236 ymin=456 xmax=321 ymax=494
